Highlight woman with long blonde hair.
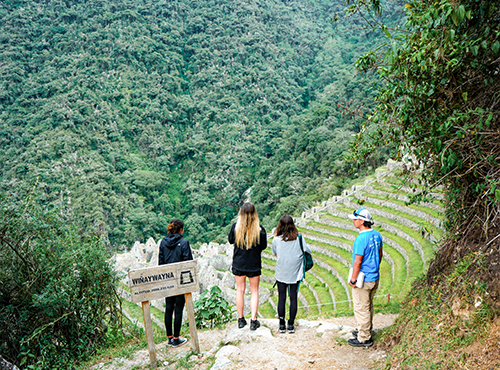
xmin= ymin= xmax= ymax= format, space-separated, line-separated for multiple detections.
xmin=228 ymin=202 xmax=267 ymax=330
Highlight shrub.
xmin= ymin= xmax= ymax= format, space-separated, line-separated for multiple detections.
xmin=0 ymin=190 xmax=122 ymax=369
xmin=193 ymin=286 xmax=234 ymax=328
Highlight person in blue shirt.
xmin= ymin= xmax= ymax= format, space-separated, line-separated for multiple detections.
xmin=347 ymin=208 xmax=383 ymax=347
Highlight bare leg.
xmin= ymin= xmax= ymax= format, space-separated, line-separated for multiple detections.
xmin=235 ymin=275 xmax=247 ymax=318
xmin=248 ymin=276 xmax=260 ymax=320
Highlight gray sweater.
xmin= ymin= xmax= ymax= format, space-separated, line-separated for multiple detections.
xmin=272 ymin=234 xmax=311 ymax=284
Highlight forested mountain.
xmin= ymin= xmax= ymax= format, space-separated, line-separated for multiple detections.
xmin=0 ymin=0 xmax=399 ymax=247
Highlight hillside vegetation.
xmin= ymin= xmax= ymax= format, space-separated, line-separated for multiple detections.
xmin=0 ymin=0 xmax=401 ymax=247
xmin=347 ymin=0 xmax=500 ymax=368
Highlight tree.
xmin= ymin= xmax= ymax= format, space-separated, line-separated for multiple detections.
xmin=349 ymin=0 xmax=500 ymax=244
xmin=0 ymin=189 xmax=121 ymax=369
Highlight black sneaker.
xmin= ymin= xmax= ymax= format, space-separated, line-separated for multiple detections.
xmin=279 ymin=317 xmax=286 ymax=333
xmin=250 ymin=319 xmax=260 ymax=331
xmin=171 ymin=337 xmax=187 ymax=347
xmin=238 ymin=317 xmax=247 ymax=329
xmin=167 ymin=337 xmax=174 ymax=346
xmin=348 ymin=337 xmax=373 ymax=348
xmin=287 ymin=323 xmax=295 ymax=333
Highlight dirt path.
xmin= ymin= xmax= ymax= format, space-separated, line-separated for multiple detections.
xmin=90 ymin=314 xmax=397 ymax=370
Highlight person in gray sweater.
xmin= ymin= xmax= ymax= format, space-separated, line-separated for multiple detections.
xmin=272 ymin=215 xmax=311 ymax=333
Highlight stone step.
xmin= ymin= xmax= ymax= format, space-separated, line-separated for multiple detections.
xmin=376 ymin=177 xmax=445 ymax=201
xmin=309 ymin=270 xmax=337 ymax=311
xmin=314 ymin=258 xmax=351 ymax=308
xmin=351 ymin=193 xmax=443 ymax=229
xmin=368 ymin=186 xmax=445 ymax=213
xmin=325 ymin=208 xmax=428 ymax=270
xmin=310 ymin=217 xmax=411 ymax=274
xmin=302 ymin=278 xmax=322 ymax=315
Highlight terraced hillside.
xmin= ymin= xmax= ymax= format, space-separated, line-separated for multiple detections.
xmin=115 ymin=161 xmax=445 ymax=324
xmin=258 ymin=161 xmax=445 ymax=319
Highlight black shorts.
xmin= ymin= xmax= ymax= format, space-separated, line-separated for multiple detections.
xmin=232 ymin=267 xmax=261 ymax=278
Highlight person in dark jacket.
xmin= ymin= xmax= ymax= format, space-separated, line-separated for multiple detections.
xmin=228 ymin=202 xmax=267 ymax=331
xmin=158 ymin=219 xmax=193 ymax=347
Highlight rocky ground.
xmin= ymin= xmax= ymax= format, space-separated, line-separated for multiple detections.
xmin=90 ymin=313 xmax=397 ymax=370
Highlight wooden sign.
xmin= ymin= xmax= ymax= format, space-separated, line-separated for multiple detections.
xmin=128 ymin=260 xmax=199 ymax=303
xmin=127 ymin=260 xmax=200 ymax=368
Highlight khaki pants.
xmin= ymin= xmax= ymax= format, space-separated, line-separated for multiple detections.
xmin=352 ymin=279 xmax=379 ymax=342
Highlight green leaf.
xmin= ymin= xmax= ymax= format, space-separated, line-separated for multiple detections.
xmin=492 ymin=41 xmax=500 ymax=55
xmin=383 ymin=27 xmax=391 ymax=39
xmin=485 ymin=113 xmax=493 ymax=127
xmin=448 ymin=29 xmax=455 ymax=42
xmin=458 ymin=5 xmax=465 ymax=21
xmin=472 ymin=45 xmax=479 ymax=56
xmin=496 ymin=189 xmax=500 ymax=203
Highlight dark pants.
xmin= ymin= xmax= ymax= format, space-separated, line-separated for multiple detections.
xmin=277 ymin=281 xmax=299 ymax=324
xmin=165 ymin=294 xmax=185 ymax=337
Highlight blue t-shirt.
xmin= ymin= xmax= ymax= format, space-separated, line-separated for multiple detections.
xmin=352 ymin=229 xmax=383 ymax=282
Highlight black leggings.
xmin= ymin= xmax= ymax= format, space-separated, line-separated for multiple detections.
xmin=277 ymin=281 xmax=299 ymax=324
xmin=165 ymin=294 xmax=185 ymax=337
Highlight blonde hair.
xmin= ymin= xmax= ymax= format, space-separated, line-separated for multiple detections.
xmin=235 ymin=202 xmax=261 ymax=249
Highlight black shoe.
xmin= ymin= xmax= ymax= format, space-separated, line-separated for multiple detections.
xmin=238 ymin=317 xmax=247 ymax=329
xmin=287 ymin=323 xmax=295 ymax=333
xmin=171 ymin=337 xmax=187 ymax=347
xmin=167 ymin=337 xmax=174 ymax=346
xmin=250 ymin=319 xmax=260 ymax=331
xmin=348 ymin=337 xmax=373 ymax=348
xmin=279 ymin=317 xmax=286 ymax=333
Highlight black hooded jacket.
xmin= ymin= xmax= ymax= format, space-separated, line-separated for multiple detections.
xmin=158 ymin=233 xmax=193 ymax=266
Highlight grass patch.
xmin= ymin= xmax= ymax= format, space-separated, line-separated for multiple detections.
xmin=376 ymin=226 xmax=425 ymax=279
xmin=378 ymin=241 xmax=408 ymax=295
xmin=305 ymin=274 xmax=335 ymax=316
xmin=121 ymin=300 xmax=168 ymax=342
xmin=379 ymin=252 xmax=496 ymax=369
xmin=259 ymin=300 xmax=277 ymax=318
xmin=315 ymin=216 xmax=360 ymax=236
xmin=335 ymin=204 xmax=436 ymax=264
xmin=309 ymin=256 xmax=350 ymax=311
xmin=261 ymin=255 xmax=277 ymax=267
xmin=371 ymin=183 xmax=445 ymax=207
xmin=298 ymin=232 xmax=352 ymax=262
xmin=306 ymin=221 xmax=356 ymax=244
xmin=298 ymin=282 xmax=320 ymax=318
xmin=356 ymin=199 xmax=444 ymax=240
xmin=363 ymin=191 xmax=443 ymax=219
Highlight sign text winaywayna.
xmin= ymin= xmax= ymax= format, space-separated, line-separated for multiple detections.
xmin=131 ymin=272 xmax=175 ymax=286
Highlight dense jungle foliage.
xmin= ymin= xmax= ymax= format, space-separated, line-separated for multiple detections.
xmin=352 ymin=0 xmax=499 ymax=244
xmin=0 ymin=190 xmax=121 ymax=369
xmin=349 ymin=0 xmax=500 ymax=367
xmin=0 ymin=0 xmax=401 ymax=248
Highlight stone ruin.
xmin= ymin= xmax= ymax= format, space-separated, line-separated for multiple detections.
xmin=110 ymin=239 xmax=270 ymax=317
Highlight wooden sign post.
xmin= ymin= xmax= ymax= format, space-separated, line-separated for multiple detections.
xmin=128 ymin=260 xmax=200 ymax=368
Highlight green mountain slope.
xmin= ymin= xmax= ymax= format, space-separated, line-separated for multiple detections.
xmin=0 ymin=0 xmax=398 ymax=247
